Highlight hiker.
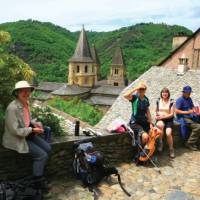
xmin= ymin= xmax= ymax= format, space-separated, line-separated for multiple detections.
xmin=2 ymin=80 xmax=51 ymax=189
xmin=124 ymin=81 xmax=153 ymax=145
xmin=175 ymin=86 xmax=200 ymax=151
xmin=155 ymin=88 xmax=175 ymax=158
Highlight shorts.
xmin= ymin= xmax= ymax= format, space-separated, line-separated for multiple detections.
xmin=157 ymin=118 xmax=174 ymax=129
xmin=130 ymin=121 xmax=150 ymax=136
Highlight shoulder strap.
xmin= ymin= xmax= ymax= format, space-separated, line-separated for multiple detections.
xmin=169 ymin=98 xmax=174 ymax=110
xmin=132 ymin=97 xmax=139 ymax=116
xmin=156 ymin=98 xmax=160 ymax=112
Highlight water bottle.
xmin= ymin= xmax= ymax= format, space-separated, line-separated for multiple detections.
xmin=75 ymin=120 xmax=80 ymax=136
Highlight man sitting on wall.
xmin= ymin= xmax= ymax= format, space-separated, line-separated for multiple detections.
xmin=175 ymin=86 xmax=200 ymax=151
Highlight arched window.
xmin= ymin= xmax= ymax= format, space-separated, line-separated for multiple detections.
xmin=114 ymin=68 xmax=119 ymax=74
xmin=85 ymin=65 xmax=88 ymax=73
xmin=77 ymin=65 xmax=80 ymax=73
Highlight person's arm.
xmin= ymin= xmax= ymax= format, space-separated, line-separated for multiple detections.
xmin=175 ymin=98 xmax=193 ymax=115
xmin=175 ymin=108 xmax=193 ymax=115
xmin=5 ymin=106 xmax=32 ymax=137
xmin=123 ymin=87 xmax=137 ymax=101
xmin=147 ymin=108 xmax=153 ymax=127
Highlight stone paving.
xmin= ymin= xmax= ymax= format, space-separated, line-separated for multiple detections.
xmin=46 ymin=148 xmax=200 ymax=200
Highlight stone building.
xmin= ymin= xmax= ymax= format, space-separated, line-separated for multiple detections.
xmin=159 ymin=28 xmax=200 ymax=69
xmin=90 ymin=44 xmax=101 ymax=81
xmin=68 ymin=27 xmax=98 ymax=87
xmin=107 ymin=47 xmax=127 ymax=86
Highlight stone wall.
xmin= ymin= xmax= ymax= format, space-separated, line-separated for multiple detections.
xmin=0 ymin=133 xmax=134 ymax=180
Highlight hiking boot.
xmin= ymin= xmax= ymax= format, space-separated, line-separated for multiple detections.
xmin=169 ymin=148 xmax=175 ymax=159
xmin=185 ymin=142 xmax=198 ymax=151
xmin=157 ymin=141 xmax=163 ymax=152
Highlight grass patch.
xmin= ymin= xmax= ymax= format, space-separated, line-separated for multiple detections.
xmin=48 ymin=97 xmax=103 ymax=126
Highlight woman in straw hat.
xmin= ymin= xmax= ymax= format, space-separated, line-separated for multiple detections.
xmin=2 ymin=80 xmax=51 ymax=189
xmin=124 ymin=81 xmax=153 ymax=145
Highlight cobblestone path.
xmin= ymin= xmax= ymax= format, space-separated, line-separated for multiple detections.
xmin=46 ymin=148 xmax=200 ymax=200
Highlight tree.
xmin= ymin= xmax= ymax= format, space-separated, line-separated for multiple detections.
xmin=0 ymin=31 xmax=35 ymax=109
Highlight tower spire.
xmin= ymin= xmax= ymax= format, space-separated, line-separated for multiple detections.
xmin=69 ymin=26 xmax=93 ymax=63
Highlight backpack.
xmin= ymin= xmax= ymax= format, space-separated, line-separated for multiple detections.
xmin=0 ymin=177 xmax=43 ymax=200
xmin=73 ymin=140 xmax=131 ymax=197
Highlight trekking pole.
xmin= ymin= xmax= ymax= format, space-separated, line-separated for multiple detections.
xmin=126 ymin=125 xmax=161 ymax=174
xmin=116 ymin=173 xmax=131 ymax=197
xmin=136 ymin=143 xmax=161 ymax=174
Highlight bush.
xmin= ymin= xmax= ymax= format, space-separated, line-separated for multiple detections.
xmin=31 ymin=106 xmax=65 ymax=137
xmin=48 ymin=97 xmax=103 ymax=126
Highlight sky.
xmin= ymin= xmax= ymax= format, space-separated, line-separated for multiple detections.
xmin=0 ymin=0 xmax=200 ymax=32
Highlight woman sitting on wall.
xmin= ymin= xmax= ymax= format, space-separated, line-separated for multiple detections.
xmin=2 ymin=81 xmax=51 ymax=189
xmin=155 ymin=87 xmax=175 ymax=158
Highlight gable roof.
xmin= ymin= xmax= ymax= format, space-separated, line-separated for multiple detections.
xmin=158 ymin=28 xmax=200 ymax=66
xmin=111 ymin=46 xmax=125 ymax=66
xmin=90 ymin=45 xmax=100 ymax=65
xmin=69 ymin=27 xmax=94 ymax=63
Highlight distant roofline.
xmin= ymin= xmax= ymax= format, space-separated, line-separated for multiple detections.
xmin=158 ymin=28 xmax=200 ymax=66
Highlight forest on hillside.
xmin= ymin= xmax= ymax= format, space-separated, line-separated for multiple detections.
xmin=0 ymin=20 xmax=193 ymax=82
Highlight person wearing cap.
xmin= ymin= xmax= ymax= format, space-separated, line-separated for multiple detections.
xmin=175 ymin=86 xmax=200 ymax=151
xmin=124 ymin=81 xmax=153 ymax=145
xmin=2 ymin=80 xmax=51 ymax=188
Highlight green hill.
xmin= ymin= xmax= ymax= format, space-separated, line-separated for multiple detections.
xmin=0 ymin=20 xmax=192 ymax=82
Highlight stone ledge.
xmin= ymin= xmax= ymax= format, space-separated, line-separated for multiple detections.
xmin=0 ymin=133 xmax=134 ymax=180
xmin=0 ymin=125 xmax=184 ymax=180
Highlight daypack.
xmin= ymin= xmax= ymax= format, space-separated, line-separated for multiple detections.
xmin=0 ymin=177 xmax=43 ymax=200
xmin=73 ymin=140 xmax=131 ymax=197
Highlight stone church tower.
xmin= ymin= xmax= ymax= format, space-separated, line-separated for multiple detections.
xmin=91 ymin=44 xmax=101 ymax=81
xmin=107 ymin=47 xmax=126 ymax=86
xmin=68 ymin=27 xmax=98 ymax=87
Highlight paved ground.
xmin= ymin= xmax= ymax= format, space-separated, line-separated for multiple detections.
xmin=46 ymin=148 xmax=200 ymax=200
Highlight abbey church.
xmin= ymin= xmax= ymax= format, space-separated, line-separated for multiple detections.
xmin=36 ymin=27 xmax=127 ymax=106
xmin=68 ymin=27 xmax=127 ymax=87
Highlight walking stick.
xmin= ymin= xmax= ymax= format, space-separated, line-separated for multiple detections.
xmin=126 ymin=125 xmax=161 ymax=174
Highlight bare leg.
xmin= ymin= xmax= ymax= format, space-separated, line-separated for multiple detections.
xmin=156 ymin=120 xmax=164 ymax=151
xmin=166 ymin=128 xmax=173 ymax=149
xmin=142 ymin=132 xmax=149 ymax=145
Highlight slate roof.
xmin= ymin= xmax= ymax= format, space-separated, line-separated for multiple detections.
xmin=90 ymin=45 xmax=100 ymax=65
xmin=91 ymin=85 xmax=124 ymax=96
xmin=111 ymin=46 xmax=125 ymax=66
xmin=69 ymin=27 xmax=94 ymax=63
xmin=52 ymin=84 xmax=91 ymax=96
xmin=36 ymin=82 xmax=65 ymax=92
xmin=96 ymin=67 xmax=200 ymax=129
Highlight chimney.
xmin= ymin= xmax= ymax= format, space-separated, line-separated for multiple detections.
xmin=172 ymin=32 xmax=188 ymax=50
xmin=177 ymin=53 xmax=188 ymax=75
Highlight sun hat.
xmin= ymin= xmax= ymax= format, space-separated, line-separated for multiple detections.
xmin=12 ymin=80 xmax=34 ymax=96
xmin=135 ymin=81 xmax=147 ymax=90
xmin=182 ymin=85 xmax=192 ymax=93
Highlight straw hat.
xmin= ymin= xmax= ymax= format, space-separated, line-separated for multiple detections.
xmin=12 ymin=80 xmax=34 ymax=96
xmin=134 ymin=81 xmax=147 ymax=90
